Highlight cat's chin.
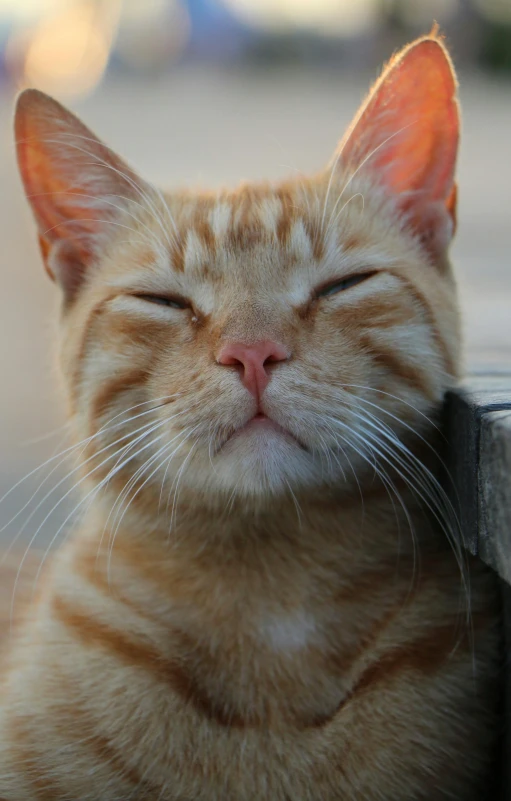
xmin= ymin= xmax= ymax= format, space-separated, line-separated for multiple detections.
xmin=184 ymin=422 xmax=321 ymax=500
xmin=221 ymin=414 xmax=304 ymax=452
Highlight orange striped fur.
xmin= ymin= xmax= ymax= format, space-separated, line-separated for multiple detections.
xmin=0 ymin=34 xmax=500 ymax=800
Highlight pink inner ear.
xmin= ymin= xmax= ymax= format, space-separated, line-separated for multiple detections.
xmin=338 ymin=38 xmax=459 ymax=214
xmin=15 ymin=89 xmax=145 ymax=297
xmin=15 ymin=89 xmax=142 ymax=242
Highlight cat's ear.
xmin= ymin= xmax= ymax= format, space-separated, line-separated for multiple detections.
xmin=15 ymin=89 xmax=146 ymax=301
xmin=334 ymin=34 xmax=459 ymax=257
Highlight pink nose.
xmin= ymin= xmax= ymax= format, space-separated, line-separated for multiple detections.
xmin=217 ymin=340 xmax=289 ymax=400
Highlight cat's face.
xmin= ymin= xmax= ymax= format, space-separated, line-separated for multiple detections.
xmin=15 ymin=35 xmax=461 ymax=506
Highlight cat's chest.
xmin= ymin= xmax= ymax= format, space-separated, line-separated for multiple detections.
xmin=257 ymin=606 xmax=319 ymax=652
xmin=85 ymin=534 xmax=404 ymax=727
xmin=161 ymin=597 xmax=371 ymax=730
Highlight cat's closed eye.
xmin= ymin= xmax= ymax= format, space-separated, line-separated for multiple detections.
xmin=315 ymin=271 xmax=376 ymax=299
xmin=133 ymin=273 xmax=376 ymax=315
xmin=134 ymin=293 xmax=190 ymax=310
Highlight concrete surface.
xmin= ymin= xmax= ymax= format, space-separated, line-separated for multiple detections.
xmin=480 ymin=409 xmax=511 ymax=582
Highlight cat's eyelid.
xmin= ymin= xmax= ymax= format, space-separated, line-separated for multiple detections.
xmin=314 ymin=270 xmax=377 ymax=299
xmin=131 ymin=292 xmax=190 ymax=310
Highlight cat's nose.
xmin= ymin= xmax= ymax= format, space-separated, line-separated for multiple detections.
xmin=217 ymin=340 xmax=289 ymax=399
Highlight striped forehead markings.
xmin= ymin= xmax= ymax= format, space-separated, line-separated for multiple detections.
xmin=167 ymin=189 xmax=325 ymax=273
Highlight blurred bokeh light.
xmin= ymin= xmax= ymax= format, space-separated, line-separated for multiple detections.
xmin=221 ymin=0 xmax=381 ymax=37
xmin=5 ymin=0 xmax=121 ymax=97
xmin=0 ymin=0 xmax=509 ymax=101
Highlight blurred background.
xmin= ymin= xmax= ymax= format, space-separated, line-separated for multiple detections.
xmin=0 ymin=0 xmax=510 ymax=547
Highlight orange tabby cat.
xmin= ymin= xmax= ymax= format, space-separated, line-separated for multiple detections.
xmin=0 ymin=34 xmax=500 ymax=800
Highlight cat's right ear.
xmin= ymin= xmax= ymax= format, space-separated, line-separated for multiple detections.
xmin=15 ymin=89 xmax=145 ymax=302
xmin=331 ymin=34 xmax=459 ymax=259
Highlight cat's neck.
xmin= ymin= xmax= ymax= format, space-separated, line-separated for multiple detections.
xmin=79 ymin=478 xmax=438 ymax=583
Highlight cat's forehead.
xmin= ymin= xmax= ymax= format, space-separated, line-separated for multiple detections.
xmin=164 ymin=182 xmax=325 ymax=280
xmin=113 ymin=174 xmax=399 ymax=311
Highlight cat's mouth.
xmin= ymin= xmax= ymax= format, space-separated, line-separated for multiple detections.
xmin=245 ymin=412 xmax=280 ymax=428
xmin=217 ymin=412 xmax=306 ymax=453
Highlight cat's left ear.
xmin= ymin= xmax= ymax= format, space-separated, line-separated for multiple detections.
xmin=15 ymin=89 xmax=148 ymax=302
xmin=334 ymin=34 xmax=459 ymax=257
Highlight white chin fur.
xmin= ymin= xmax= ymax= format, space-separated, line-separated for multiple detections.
xmin=182 ymin=427 xmax=321 ymax=499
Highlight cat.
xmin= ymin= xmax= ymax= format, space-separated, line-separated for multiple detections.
xmin=0 ymin=32 xmax=501 ymax=800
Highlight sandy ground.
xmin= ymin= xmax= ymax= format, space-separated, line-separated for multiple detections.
xmin=0 ymin=67 xmax=509 ymax=562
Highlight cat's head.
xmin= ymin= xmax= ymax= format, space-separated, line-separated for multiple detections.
xmin=15 ymin=34 xmax=461 ymax=509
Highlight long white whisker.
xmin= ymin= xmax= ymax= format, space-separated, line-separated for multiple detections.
xmin=320 ymin=148 xmax=344 ymax=234
xmin=105 ymin=426 xmax=193 ymax=545
xmin=284 ymin=479 xmax=303 ymax=529
xmin=27 ymin=189 xmax=166 ymax=253
xmin=357 ymin=420 xmax=471 ymax=622
xmin=331 ymin=425 xmax=419 ymax=582
xmin=28 ymin=427 xmax=173 ymax=607
xmin=26 ymin=133 xmax=178 ymax=249
xmin=1 ymin=416 xmax=165 ymax=548
xmin=0 ymin=395 xmax=185 ymax=545
xmin=346 ymin=407 xmax=461 ymax=537
xmin=325 ymin=192 xmax=365 ymax=239
xmin=105 ymin=442 xmax=172 ymax=578
xmin=337 ymin=122 xmax=414 ymax=202
xmin=329 ymin=412 xmax=469 ymax=613
xmin=168 ymin=435 xmax=200 ymax=532
xmin=336 ymin=383 xmax=444 ymax=434
xmin=105 ymin=431 xmax=196 ymax=581
xmin=13 ymin=420 xmax=169 ymax=624
xmin=0 ymin=406 xmax=166 ymax=537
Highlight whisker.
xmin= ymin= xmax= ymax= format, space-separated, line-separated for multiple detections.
xmin=355 ymin=420 xmax=471 ymax=622
xmin=27 ymin=189 xmax=166 ymax=254
xmin=105 ymin=426 xmax=192 ymax=544
xmin=327 ymin=411 xmax=470 ymax=616
xmin=284 ymin=479 xmax=303 ymax=529
xmin=329 ymin=424 xmax=420 ymax=583
xmin=320 ymin=148 xmax=344 ymax=234
xmin=335 ymin=122 xmax=414 ymax=204
xmin=26 ymin=133 xmax=179 ymax=251
xmin=0 ymin=395 xmax=183 ymax=540
xmin=324 ymin=192 xmax=365 ymax=239
xmin=1 ymin=416 xmax=163 ymax=547
xmin=336 ymin=383 xmax=444 ymax=434
xmin=167 ymin=435 xmax=200 ymax=532
xmin=105 ymin=431 xmax=196 ymax=581
xmin=14 ymin=420 xmax=169 ymax=625
xmin=28 ymin=404 xmax=196 ymax=597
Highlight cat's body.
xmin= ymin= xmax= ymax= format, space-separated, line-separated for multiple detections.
xmin=0 ymin=496 xmax=499 ymax=801
xmin=0 ymin=34 xmax=501 ymax=800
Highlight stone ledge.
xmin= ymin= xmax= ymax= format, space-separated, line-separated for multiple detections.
xmin=444 ymin=371 xmax=511 ymax=583
xmin=441 ymin=370 xmax=511 ymax=800
xmin=479 ymin=410 xmax=511 ymax=582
